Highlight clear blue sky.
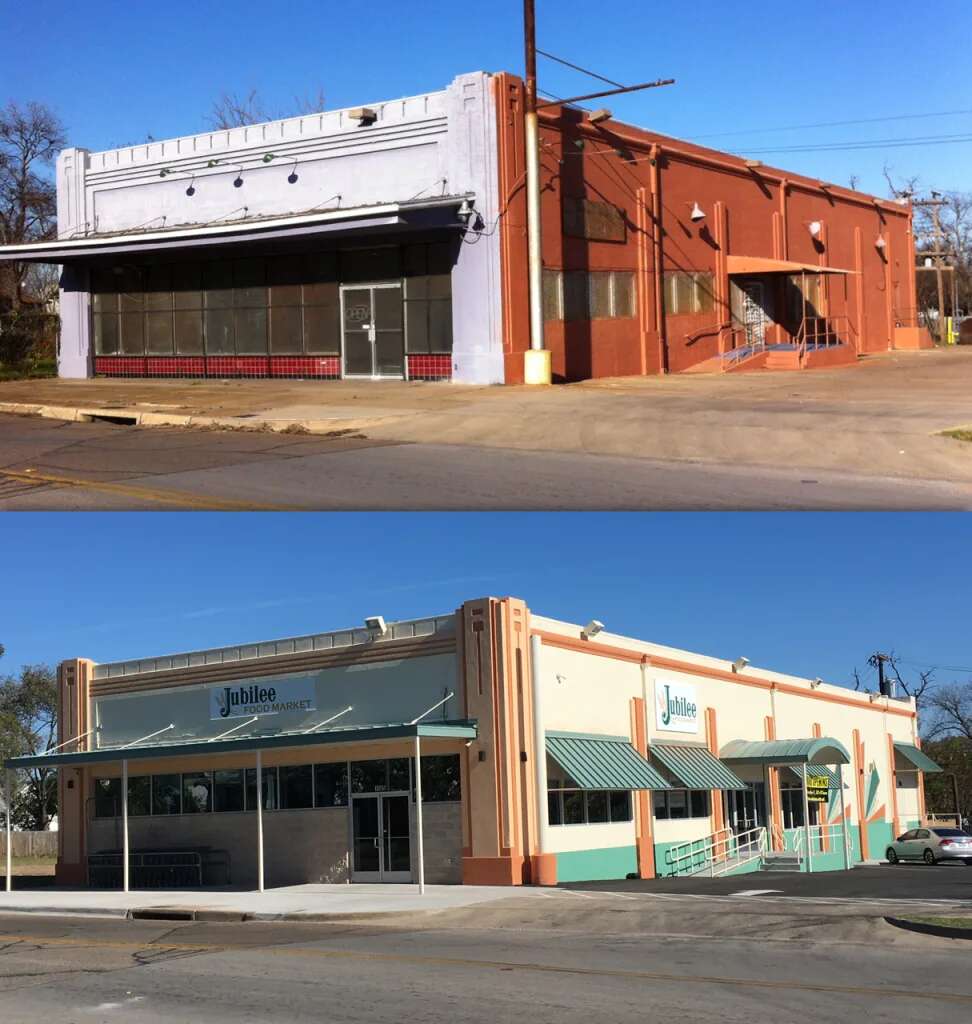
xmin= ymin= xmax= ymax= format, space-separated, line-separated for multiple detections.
xmin=3 ymin=0 xmax=970 ymax=196
xmin=1 ymin=513 xmax=968 ymax=694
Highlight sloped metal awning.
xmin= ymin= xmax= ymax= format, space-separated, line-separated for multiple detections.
xmin=650 ymin=743 xmax=746 ymax=791
xmin=546 ymin=732 xmax=671 ymax=791
xmin=3 ymin=720 xmax=478 ymax=770
xmin=720 ymin=737 xmax=851 ymax=766
xmin=893 ymin=742 xmax=943 ymax=774
xmin=726 ymin=256 xmax=856 ymax=276
xmin=0 ymin=194 xmax=474 ymax=265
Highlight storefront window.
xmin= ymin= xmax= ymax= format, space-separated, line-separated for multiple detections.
xmin=279 ymin=765 xmax=313 ymax=809
xmin=547 ymin=788 xmax=633 ymax=826
xmin=128 ymin=776 xmax=151 ymax=817
xmin=94 ymin=778 xmax=120 ymax=818
xmin=213 ymin=769 xmax=245 ymax=812
xmin=152 ymin=774 xmax=182 ymax=815
xmin=420 ymin=755 xmax=461 ymax=802
xmin=314 ymin=763 xmax=349 ymax=808
xmin=182 ymin=772 xmax=212 ymax=814
xmin=653 ymin=789 xmax=710 ymax=820
xmin=245 ymin=767 xmax=279 ymax=811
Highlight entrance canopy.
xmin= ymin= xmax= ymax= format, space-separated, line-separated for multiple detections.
xmin=720 ymin=737 xmax=851 ymax=766
xmin=546 ymin=732 xmax=670 ymax=791
xmin=650 ymin=743 xmax=746 ymax=791
xmin=3 ymin=720 xmax=478 ymax=770
xmin=893 ymin=742 xmax=942 ymax=773
xmin=0 ymin=194 xmax=474 ymax=265
xmin=726 ymin=256 xmax=856 ymax=276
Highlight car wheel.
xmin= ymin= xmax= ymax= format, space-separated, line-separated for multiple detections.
xmin=923 ymin=849 xmax=937 ymax=865
xmin=886 ymin=848 xmax=899 ymax=864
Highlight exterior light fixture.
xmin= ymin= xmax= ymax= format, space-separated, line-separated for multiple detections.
xmin=185 ymin=175 xmax=196 ymax=197
xmin=810 ymin=677 xmax=823 ymax=689
xmin=348 ymin=107 xmax=378 ymax=126
xmin=457 ymin=198 xmax=475 ymax=223
xmin=689 ymin=202 xmax=706 ymax=223
xmin=808 ymin=220 xmax=822 ymax=237
xmin=364 ymin=615 xmax=388 ymax=637
xmin=745 ymin=159 xmax=763 ymax=169
xmin=731 ymin=657 xmax=750 ymax=674
xmin=588 ymin=108 xmax=612 ymax=124
xmin=875 ymin=235 xmax=887 ymax=250
xmin=233 ymin=170 xmax=244 ymax=188
xmin=159 ymin=168 xmax=173 ymax=178
xmin=581 ymin=620 xmax=604 ymax=640
xmin=288 ymin=160 xmax=299 ymax=184
xmin=924 ymin=256 xmax=933 ymax=268
xmin=868 ymin=692 xmax=881 ymax=703
xmin=206 ymin=159 xmax=220 ymax=168
xmin=262 ymin=152 xmax=276 ymax=163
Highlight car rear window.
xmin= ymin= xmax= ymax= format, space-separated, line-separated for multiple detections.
xmin=931 ymin=828 xmax=969 ymax=837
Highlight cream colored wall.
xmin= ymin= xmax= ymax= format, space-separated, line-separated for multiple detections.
xmin=545 ymin=820 xmax=636 ymax=854
xmin=539 ymin=644 xmax=640 ymax=736
xmin=895 ymin=773 xmax=921 ymax=824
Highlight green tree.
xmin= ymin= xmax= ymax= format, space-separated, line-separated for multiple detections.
xmin=0 ymin=652 xmax=58 ymax=830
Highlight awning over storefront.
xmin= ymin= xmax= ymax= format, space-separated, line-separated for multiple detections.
xmin=893 ymin=742 xmax=943 ymax=773
xmin=726 ymin=256 xmax=856 ymax=276
xmin=650 ymin=743 xmax=746 ymax=791
xmin=3 ymin=720 xmax=478 ymax=770
xmin=0 ymin=194 xmax=475 ymax=265
xmin=720 ymin=737 xmax=851 ymax=766
xmin=546 ymin=732 xmax=671 ymax=791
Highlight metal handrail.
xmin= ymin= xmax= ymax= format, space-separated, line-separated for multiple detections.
xmin=791 ymin=823 xmax=852 ymax=859
xmin=795 ymin=315 xmax=856 ymax=363
xmin=665 ymin=825 xmax=767 ymax=877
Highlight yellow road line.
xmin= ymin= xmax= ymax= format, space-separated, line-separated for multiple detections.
xmin=0 ymin=469 xmax=289 ymax=511
xmin=0 ymin=931 xmax=968 ymax=1004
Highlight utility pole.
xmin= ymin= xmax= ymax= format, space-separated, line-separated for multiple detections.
xmin=522 ymin=0 xmax=551 ymax=385
xmin=870 ymin=652 xmax=892 ymax=697
xmin=914 ymin=195 xmax=948 ymax=343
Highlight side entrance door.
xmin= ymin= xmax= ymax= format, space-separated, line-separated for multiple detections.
xmin=741 ymin=281 xmax=767 ymax=347
xmin=340 ymin=284 xmax=405 ymax=379
xmin=351 ymin=792 xmax=412 ymax=882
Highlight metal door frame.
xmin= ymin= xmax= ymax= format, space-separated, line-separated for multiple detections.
xmin=339 ymin=281 xmax=405 ymax=381
xmin=741 ymin=279 xmax=767 ymax=346
xmin=350 ymin=790 xmax=412 ymax=883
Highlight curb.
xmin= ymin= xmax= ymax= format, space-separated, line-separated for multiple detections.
xmin=885 ymin=916 xmax=972 ymax=941
xmin=0 ymin=902 xmax=427 ymax=924
xmin=0 ymin=401 xmax=392 ymax=436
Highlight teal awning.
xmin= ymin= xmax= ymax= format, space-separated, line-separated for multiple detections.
xmin=720 ymin=737 xmax=851 ymax=766
xmin=893 ymin=742 xmax=943 ymax=774
xmin=546 ymin=732 xmax=671 ymax=791
xmin=651 ymin=743 xmax=746 ymax=791
xmin=4 ymin=720 xmax=478 ymax=770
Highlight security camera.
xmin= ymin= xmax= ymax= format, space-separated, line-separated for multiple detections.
xmin=810 ymin=677 xmax=823 ymax=689
xmin=364 ymin=615 xmax=388 ymax=636
xmin=582 ymin=620 xmax=604 ymax=640
xmin=731 ymin=657 xmax=749 ymax=673
xmin=689 ymin=202 xmax=706 ymax=222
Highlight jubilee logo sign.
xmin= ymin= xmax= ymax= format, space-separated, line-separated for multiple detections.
xmin=655 ymin=680 xmax=699 ymax=734
xmin=210 ymin=678 xmax=316 ymax=720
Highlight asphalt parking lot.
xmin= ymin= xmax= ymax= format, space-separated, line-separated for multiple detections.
xmin=562 ymin=864 xmax=972 ymax=902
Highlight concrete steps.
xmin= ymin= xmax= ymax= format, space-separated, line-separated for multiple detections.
xmin=760 ymin=853 xmax=802 ymax=873
xmin=764 ymin=350 xmax=801 ymax=371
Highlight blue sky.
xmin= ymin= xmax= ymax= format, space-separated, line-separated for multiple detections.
xmin=1 ymin=513 xmax=967 ymax=694
xmin=3 ymin=0 xmax=970 ymax=195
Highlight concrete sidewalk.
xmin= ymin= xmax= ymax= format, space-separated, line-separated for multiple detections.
xmin=0 ymin=882 xmax=543 ymax=921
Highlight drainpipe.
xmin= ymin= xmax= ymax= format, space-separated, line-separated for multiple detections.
xmin=802 ymin=763 xmax=813 ymax=874
xmin=414 ymin=733 xmax=426 ymax=894
xmin=522 ymin=0 xmax=551 ymax=385
xmin=531 ymin=634 xmax=548 ymax=862
xmin=649 ymin=145 xmax=667 ymax=373
xmin=122 ymin=759 xmax=129 ymax=893
xmin=256 ymin=749 xmax=264 ymax=893
xmin=4 ymin=768 xmax=11 ymax=892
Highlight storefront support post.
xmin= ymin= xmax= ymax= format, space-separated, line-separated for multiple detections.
xmin=414 ymin=733 xmax=425 ymax=895
xmin=256 ymin=749 xmax=265 ymax=893
xmin=122 ymin=759 xmax=130 ymax=893
xmin=838 ymin=763 xmax=850 ymax=870
xmin=801 ymin=763 xmax=813 ymax=874
xmin=4 ymin=768 xmax=12 ymax=892
xmin=531 ymin=634 xmax=548 ymax=861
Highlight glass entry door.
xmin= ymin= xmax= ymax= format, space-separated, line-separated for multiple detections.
xmin=725 ymin=782 xmax=766 ymax=839
xmin=351 ymin=793 xmax=411 ymax=882
xmin=340 ymin=284 xmax=405 ymax=379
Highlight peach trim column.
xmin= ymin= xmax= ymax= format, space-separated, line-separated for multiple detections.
xmin=631 ymin=696 xmax=656 ymax=879
xmin=705 ymin=707 xmax=725 ymax=838
xmin=887 ymin=733 xmax=901 ymax=837
xmin=915 ymin=736 xmax=927 ymax=824
xmin=852 ymin=729 xmax=869 ymax=860
xmin=765 ymin=715 xmax=784 ymax=850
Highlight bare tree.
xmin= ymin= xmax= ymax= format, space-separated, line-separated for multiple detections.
xmin=850 ymin=653 xmax=935 ymax=713
xmin=206 ymin=87 xmax=326 ymax=130
xmin=926 ymin=682 xmax=972 ymax=741
xmin=0 ymin=101 xmax=66 ymax=308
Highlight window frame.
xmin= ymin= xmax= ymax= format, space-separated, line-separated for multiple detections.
xmin=546 ymin=787 xmax=633 ymax=826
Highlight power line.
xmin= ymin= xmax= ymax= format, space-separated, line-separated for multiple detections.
xmin=896 ymin=657 xmax=972 ymax=674
xmin=536 ymin=49 xmax=623 ymax=89
xmin=741 ymin=132 xmax=972 ymax=155
xmin=691 ymin=108 xmax=972 ymax=141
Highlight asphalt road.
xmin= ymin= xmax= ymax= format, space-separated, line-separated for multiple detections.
xmin=0 ymin=906 xmax=970 ymax=1024
xmin=2 ymin=414 xmax=971 ymax=510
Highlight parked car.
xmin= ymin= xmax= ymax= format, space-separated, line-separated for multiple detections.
xmin=886 ymin=827 xmax=972 ymax=865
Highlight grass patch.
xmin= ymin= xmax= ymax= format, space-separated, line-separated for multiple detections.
xmin=0 ymin=359 xmax=57 ymax=381
xmin=942 ymin=428 xmax=972 ymax=443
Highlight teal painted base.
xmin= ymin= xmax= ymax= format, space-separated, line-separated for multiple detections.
xmin=867 ymin=821 xmax=894 ymax=860
xmin=555 ymin=845 xmax=638 ymax=883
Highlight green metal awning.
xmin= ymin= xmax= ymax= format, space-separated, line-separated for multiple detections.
xmin=720 ymin=736 xmax=851 ymax=766
xmin=786 ymin=763 xmax=842 ymax=788
xmin=650 ymin=743 xmax=746 ymax=791
xmin=546 ymin=732 xmax=671 ymax=791
xmin=893 ymin=742 xmax=943 ymax=774
xmin=3 ymin=720 xmax=479 ymax=770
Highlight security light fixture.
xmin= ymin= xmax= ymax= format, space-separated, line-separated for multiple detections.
xmin=588 ymin=108 xmax=612 ymax=124
xmin=206 ymin=159 xmax=220 ymax=168
xmin=731 ymin=657 xmax=750 ymax=674
xmin=875 ymin=235 xmax=887 ymax=250
xmin=457 ymin=198 xmax=475 ymax=223
xmin=159 ymin=168 xmax=173 ymax=178
xmin=811 ymin=677 xmax=823 ymax=689
xmin=185 ymin=176 xmax=196 ymax=197
xmin=924 ymin=256 xmax=933 ymax=267
xmin=744 ymin=159 xmax=763 ymax=169
xmin=288 ymin=161 xmax=299 ymax=184
xmin=808 ymin=220 xmax=822 ymax=237
xmin=348 ymin=107 xmax=378 ymax=126
xmin=233 ymin=171 xmax=244 ymax=188
xmin=689 ymin=202 xmax=706 ymax=223
xmin=868 ymin=692 xmax=882 ymax=703
xmin=262 ymin=152 xmax=276 ymax=163
xmin=364 ymin=615 xmax=388 ymax=636
xmin=581 ymin=620 xmax=604 ymax=640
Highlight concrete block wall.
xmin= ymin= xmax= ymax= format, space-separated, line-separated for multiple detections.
xmin=415 ymin=802 xmax=463 ymax=884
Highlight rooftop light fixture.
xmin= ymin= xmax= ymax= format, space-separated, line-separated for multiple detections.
xmin=810 ymin=677 xmax=823 ymax=689
xmin=348 ymin=107 xmax=378 ymax=126
xmin=159 ymin=168 xmax=173 ymax=178
xmin=745 ymin=159 xmax=763 ymax=169
xmin=262 ymin=152 xmax=276 ymax=163
xmin=581 ymin=620 xmax=604 ymax=640
xmin=207 ymin=159 xmax=220 ymax=168
xmin=588 ymin=108 xmax=612 ymax=124
xmin=731 ymin=657 xmax=750 ymax=674
xmin=364 ymin=615 xmax=388 ymax=637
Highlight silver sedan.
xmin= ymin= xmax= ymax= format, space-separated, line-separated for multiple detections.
xmin=886 ymin=827 xmax=972 ymax=865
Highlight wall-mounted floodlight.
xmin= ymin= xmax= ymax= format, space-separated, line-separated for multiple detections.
xmin=810 ymin=677 xmax=823 ymax=689
xmin=588 ymin=108 xmax=612 ymax=124
xmin=807 ymin=220 xmax=822 ymax=237
xmin=457 ymin=198 xmax=475 ymax=223
xmin=159 ymin=168 xmax=173 ymax=178
xmin=868 ymin=692 xmax=882 ymax=703
xmin=207 ymin=159 xmax=220 ymax=168
xmin=233 ymin=169 xmax=244 ymax=188
xmin=262 ymin=152 xmax=276 ymax=163
xmin=745 ymin=159 xmax=763 ymax=169
xmin=731 ymin=657 xmax=750 ymax=674
xmin=875 ymin=235 xmax=887 ymax=251
xmin=364 ymin=615 xmax=388 ymax=636
xmin=689 ymin=202 xmax=706 ymax=223
xmin=348 ymin=107 xmax=377 ymax=126
xmin=581 ymin=620 xmax=604 ymax=640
